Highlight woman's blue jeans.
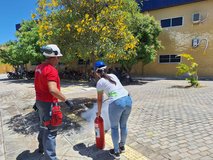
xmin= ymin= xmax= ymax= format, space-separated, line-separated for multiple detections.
xmin=109 ymin=95 xmax=132 ymax=153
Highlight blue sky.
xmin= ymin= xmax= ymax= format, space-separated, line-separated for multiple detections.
xmin=0 ymin=0 xmax=37 ymax=44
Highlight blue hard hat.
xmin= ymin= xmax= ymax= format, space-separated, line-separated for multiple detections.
xmin=94 ymin=60 xmax=106 ymax=71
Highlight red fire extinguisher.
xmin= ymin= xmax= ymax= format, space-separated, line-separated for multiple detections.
xmin=94 ymin=116 xmax=105 ymax=149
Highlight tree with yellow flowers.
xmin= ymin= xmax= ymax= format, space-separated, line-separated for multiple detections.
xmin=34 ymin=0 xmax=162 ymax=75
xmin=35 ymin=0 xmax=138 ymax=63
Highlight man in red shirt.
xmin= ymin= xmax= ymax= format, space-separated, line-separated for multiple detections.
xmin=34 ymin=44 xmax=72 ymax=160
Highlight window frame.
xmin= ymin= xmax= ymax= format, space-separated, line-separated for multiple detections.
xmin=159 ymin=54 xmax=181 ymax=64
xmin=160 ymin=16 xmax=184 ymax=28
xmin=161 ymin=18 xmax=171 ymax=28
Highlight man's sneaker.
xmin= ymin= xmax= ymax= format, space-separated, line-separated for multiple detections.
xmin=120 ymin=145 xmax=125 ymax=153
xmin=109 ymin=149 xmax=120 ymax=159
xmin=38 ymin=149 xmax=44 ymax=154
xmin=35 ymin=148 xmax=44 ymax=154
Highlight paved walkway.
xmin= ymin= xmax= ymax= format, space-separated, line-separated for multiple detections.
xmin=0 ymin=74 xmax=213 ymax=160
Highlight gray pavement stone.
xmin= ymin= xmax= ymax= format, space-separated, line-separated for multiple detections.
xmin=209 ymin=148 xmax=213 ymax=153
xmin=179 ymin=152 xmax=191 ymax=158
xmin=200 ymin=156 xmax=213 ymax=160
xmin=0 ymin=112 xmax=5 ymax=160
xmin=1 ymin=77 xmax=213 ymax=159
xmin=199 ymin=151 xmax=211 ymax=157
xmin=191 ymin=154 xmax=202 ymax=160
xmin=199 ymin=146 xmax=209 ymax=152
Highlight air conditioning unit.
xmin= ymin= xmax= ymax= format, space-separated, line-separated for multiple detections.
xmin=192 ymin=38 xmax=200 ymax=48
xmin=192 ymin=13 xmax=201 ymax=24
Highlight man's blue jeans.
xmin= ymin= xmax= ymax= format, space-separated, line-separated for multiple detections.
xmin=109 ymin=95 xmax=132 ymax=153
xmin=36 ymin=101 xmax=58 ymax=160
xmin=38 ymin=127 xmax=57 ymax=160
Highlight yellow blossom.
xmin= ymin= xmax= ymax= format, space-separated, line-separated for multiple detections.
xmin=39 ymin=32 xmax=43 ymax=37
xmin=110 ymin=6 xmax=118 ymax=10
xmin=31 ymin=13 xmax=36 ymax=19
xmin=96 ymin=16 xmax=100 ymax=21
xmin=44 ymin=25 xmax=49 ymax=30
xmin=102 ymin=26 xmax=107 ymax=31
xmin=47 ymin=31 xmax=53 ymax=35
xmin=66 ymin=24 xmax=71 ymax=31
xmin=91 ymin=27 xmax=99 ymax=32
xmin=85 ymin=14 xmax=89 ymax=19
xmin=77 ymin=28 xmax=82 ymax=33
xmin=66 ymin=9 xmax=72 ymax=13
xmin=52 ymin=0 xmax=58 ymax=7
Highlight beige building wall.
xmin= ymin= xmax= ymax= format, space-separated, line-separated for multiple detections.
xmin=0 ymin=64 xmax=14 ymax=74
xmin=132 ymin=0 xmax=213 ymax=77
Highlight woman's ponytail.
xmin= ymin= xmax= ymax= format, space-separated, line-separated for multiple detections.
xmin=103 ymin=73 xmax=116 ymax=85
xmin=97 ymin=69 xmax=116 ymax=85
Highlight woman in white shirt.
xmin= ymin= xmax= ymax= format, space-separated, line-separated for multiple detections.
xmin=95 ymin=60 xmax=132 ymax=160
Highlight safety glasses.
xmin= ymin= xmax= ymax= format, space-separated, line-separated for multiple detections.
xmin=40 ymin=46 xmax=58 ymax=55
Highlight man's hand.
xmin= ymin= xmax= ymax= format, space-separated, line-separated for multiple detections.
xmin=65 ymin=99 xmax=74 ymax=109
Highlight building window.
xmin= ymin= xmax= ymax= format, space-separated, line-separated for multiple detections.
xmin=172 ymin=17 xmax=183 ymax=26
xmin=161 ymin=19 xmax=171 ymax=28
xmin=161 ymin=17 xmax=183 ymax=28
xmin=159 ymin=54 xmax=181 ymax=63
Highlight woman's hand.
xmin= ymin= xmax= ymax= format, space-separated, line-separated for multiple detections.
xmin=96 ymin=112 xmax=101 ymax=117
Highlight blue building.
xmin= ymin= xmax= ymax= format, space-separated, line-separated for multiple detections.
xmin=137 ymin=0 xmax=203 ymax=12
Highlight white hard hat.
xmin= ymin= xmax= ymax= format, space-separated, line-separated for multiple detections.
xmin=41 ymin=44 xmax=63 ymax=57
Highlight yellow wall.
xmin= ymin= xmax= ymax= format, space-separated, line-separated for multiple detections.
xmin=0 ymin=64 xmax=14 ymax=74
xmin=132 ymin=0 xmax=213 ymax=77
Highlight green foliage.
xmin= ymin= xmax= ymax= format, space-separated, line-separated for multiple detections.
xmin=119 ymin=12 xmax=162 ymax=73
xmin=0 ymin=20 xmax=43 ymax=67
xmin=15 ymin=20 xmax=44 ymax=63
xmin=0 ymin=56 xmax=3 ymax=64
xmin=1 ymin=0 xmax=162 ymax=74
xmin=36 ymin=0 xmax=162 ymax=71
xmin=176 ymin=53 xmax=199 ymax=87
xmin=130 ymin=14 xmax=162 ymax=65
xmin=36 ymin=0 xmax=139 ymax=64
xmin=0 ymin=41 xmax=23 ymax=66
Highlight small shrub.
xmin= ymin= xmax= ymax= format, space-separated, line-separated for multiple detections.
xmin=176 ymin=53 xmax=199 ymax=87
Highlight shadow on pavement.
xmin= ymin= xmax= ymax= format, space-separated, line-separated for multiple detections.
xmin=73 ymin=143 xmax=114 ymax=160
xmin=62 ymin=97 xmax=96 ymax=116
xmin=0 ymin=77 xmax=9 ymax=82
xmin=6 ymin=111 xmax=82 ymax=135
xmin=169 ymin=85 xmax=193 ymax=89
xmin=16 ymin=149 xmax=43 ymax=160
xmin=0 ymin=76 xmax=148 ymax=87
xmin=128 ymin=80 xmax=148 ymax=85
xmin=0 ymin=77 xmax=94 ymax=87
xmin=6 ymin=97 xmax=96 ymax=135
xmin=0 ymin=78 xmax=34 ymax=84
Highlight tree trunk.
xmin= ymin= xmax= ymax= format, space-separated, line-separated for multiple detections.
xmin=141 ymin=63 xmax=146 ymax=75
